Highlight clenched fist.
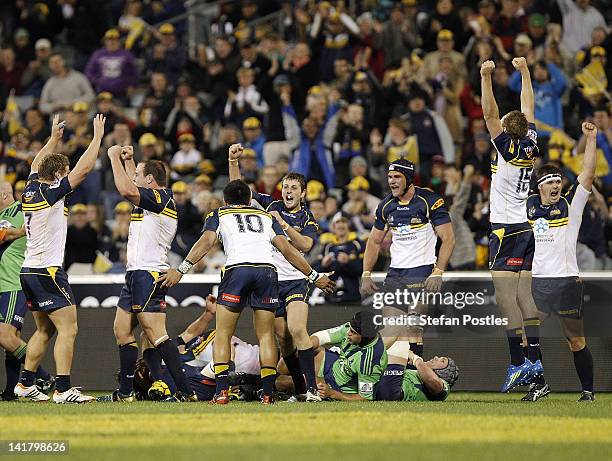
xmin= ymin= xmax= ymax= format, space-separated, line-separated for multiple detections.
xmin=480 ymin=60 xmax=495 ymax=76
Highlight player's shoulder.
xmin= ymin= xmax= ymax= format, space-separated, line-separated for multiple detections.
xmin=264 ymin=200 xmax=284 ymax=212
xmin=219 ymin=205 xmax=272 ymax=217
xmin=526 ymin=193 xmax=539 ymax=207
xmin=377 ymin=193 xmax=396 ymax=213
xmin=416 ymin=187 xmax=445 ymax=209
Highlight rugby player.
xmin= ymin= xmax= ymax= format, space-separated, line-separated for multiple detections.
xmin=160 ymin=179 xmax=335 ymax=404
xmin=101 ymin=144 xmax=196 ymax=402
xmin=360 ymin=159 xmax=455 ymax=360
xmin=15 ymin=114 xmax=105 ymax=403
xmin=525 ymin=122 xmax=597 ymax=402
xmin=480 ymin=58 xmax=544 ymax=393
xmin=228 ymin=144 xmax=322 ymax=401
xmin=0 ymin=182 xmax=53 ymax=400
xmin=312 ymin=311 xmax=387 ymax=401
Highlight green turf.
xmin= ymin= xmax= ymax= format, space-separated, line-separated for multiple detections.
xmin=1 ymin=393 xmax=611 ymax=461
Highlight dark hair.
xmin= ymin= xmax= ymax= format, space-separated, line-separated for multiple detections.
xmin=223 ymin=179 xmax=252 ymax=205
xmin=282 ymin=172 xmax=307 ymax=193
xmin=536 ymin=163 xmax=563 ymax=181
xmin=142 ymin=160 xmax=168 ymax=186
xmin=502 ymin=110 xmax=529 ymax=140
xmin=49 ymin=52 xmax=64 ymax=61
xmin=38 ymin=154 xmax=69 ymax=181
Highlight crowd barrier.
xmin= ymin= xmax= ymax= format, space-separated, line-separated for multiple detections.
xmin=2 ymin=272 xmax=611 ymax=392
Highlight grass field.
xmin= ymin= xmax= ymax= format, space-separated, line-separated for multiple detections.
xmin=1 ymin=393 xmax=611 ymax=461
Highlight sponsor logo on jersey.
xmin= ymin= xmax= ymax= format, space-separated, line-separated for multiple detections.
xmin=550 ymin=209 xmax=561 ymax=216
xmin=23 ymin=191 xmax=35 ymax=202
xmin=359 ymin=382 xmax=373 ymax=393
xmin=383 ymin=369 xmax=404 ymax=376
xmin=528 ymin=206 xmax=536 ymax=218
xmin=431 ymin=198 xmax=445 ymax=210
xmin=410 ymin=217 xmax=422 ymax=224
xmin=506 ymin=258 xmax=524 ymax=266
xmin=221 ymin=293 xmax=241 ymax=303
xmin=397 ymin=224 xmax=411 ymax=235
xmin=533 ymin=217 xmax=549 ymax=235
xmin=396 ymin=206 xmax=410 ymax=211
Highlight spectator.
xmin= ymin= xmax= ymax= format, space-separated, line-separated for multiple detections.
xmin=256 ymin=165 xmax=282 ymax=200
xmin=95 ymin=92 xmax=124 ymax=133
xmin=106 ymin=201 xmax=131 ymax=270
xmin=146 ymin=23 xmax=186 ymax=85
xmin=191 ymin=174 xmax=213 ymax=205
xmin=509 ymin=60 xmax=567 ymax=135
xmin=425 ymin=0 xmax=466 ymax=51
xmin=463 ymin=132 xmax=494 ymax=178
xmin=491 ymin=0 xmax=525 ymax=52
xmin=20 ymin=38 xmax=53 ymax=97
xmin=214 ymin=35 xmax=241 ymax=77
xmin=348 ymin=155 xmax=382 ymax=198
xmin=284 ymin=42 xmax=319 ymax=117
xmin=85 ymin=29 xmax=139 ymax=101
xmin=557 ymin=0 xmax=607 ymax=53
xmin=423 ymin=29 xmax=467 ymax=81
xmin=242 ymin=117 xmax=266 ymax=167
xmin=369 ymin=118 xmax=418 ymax=182
xmin=378 ymin=4 xmax=418 ymax=67
xmin=318 ymin=217 xmax=364 ymax=303
xmin=0 ymin=47 xmax=25 ymax=94
xmin=400 ymin=91 xmax=454 ymax=183
xmin=283 ymin=96 xmax=340 ymax=190
xmin=24 ymin=107 xmax=50 ymax=142
xmin=224 ymin=67 xmax=269 ymax=126
xmin=432 ymin=55 xmax=465 ymax=147
xmin=239 ymin=39 xmax=271 ymax=87
xmin=308 ymin=198 xmax=330 ymax=232
xmin=170 ymin=133 xmax=201 ymax=180
xmin=342 ymin=176 xmax=379 ymax=234
xmin=145 ymin=72 xmax=174 ymax=121
xmin=39 ymin=52 xmax=95 ymax=114
xmin=333 ymin=103 xmax=368 ymax=184
xmin=239 ymin=148 xmax=259 ymax=183
xmin=65 ymin=204 xmax=99 ymax=270
xmin=444 ymin=165 xmax=477 ymax=270
xmin=13 ymin=28 xmax=34 ymax=66
xmin=170 ymin=181 xmax=203 ymax=261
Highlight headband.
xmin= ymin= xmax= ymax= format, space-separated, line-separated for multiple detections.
xmin=537 ymin=173 xmax=562 ymax=186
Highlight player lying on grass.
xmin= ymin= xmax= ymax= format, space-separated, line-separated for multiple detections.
xmin=311 ymin=310 xmax=458 ymax=401
xmin=525 ymin=121 xmax=598 ymax=402
xmin=160 ymin=180 xmax=335 ymax=404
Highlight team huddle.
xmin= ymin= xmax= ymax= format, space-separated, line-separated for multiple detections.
xmin=0 ymin=56 xmax=596 ymax=404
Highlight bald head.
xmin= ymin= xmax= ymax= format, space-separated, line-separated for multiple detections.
xmin=0 ymin=181 xmax=14 ymax=209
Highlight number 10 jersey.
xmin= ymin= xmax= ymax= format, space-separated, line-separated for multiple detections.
xmin=490 ymin=122 xmax=539 ymax=224
xmin=203 ymin=205 xmax=285 ymax=267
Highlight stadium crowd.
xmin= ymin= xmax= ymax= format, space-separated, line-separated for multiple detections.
xmin=0 ymin=0 xmax=611 ymax=302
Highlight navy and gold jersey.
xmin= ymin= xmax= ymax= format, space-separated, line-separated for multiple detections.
xmin=527 ymin=181 xmax=590 ymax=277
xmin=21 ymin=173 xmax=72 ymax=268
xmin=127 ymin=187 xmax=177 ymax=271
xmin=490 ymin=122 xmax=540 ymax=224
xmin=374 ymin=188 xmax=450 ymax=269
xmin=251 ymin=191 xmax=319 ymax=281
xmin=203 ymin=204 xmax=285 ymax=267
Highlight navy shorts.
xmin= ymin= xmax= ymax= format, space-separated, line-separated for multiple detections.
xmin=275 ymin=279 xmax=312 ymax=317
xmin=321 ymin=349 xmax=342 ymax=391
xmin=20 ymin=267 xmax=75 ymax=312
xmin=383 ymin=265 xmax=434 ymax=291
xmin=118 ymin=270 xmax=168 ymax=314
xmin=217 ymin=264 xmax=279 ymax=312
xmin=489 ymin=222 xmax=534 ymax=272
xmin=532 ymin=276 xmax=584 ymax=319
xmin=374 ymin=364 xmax=405 ymax=401
xmin=161 ymin=363 xmax=216 ymax=401
xmin=0 ymin=291 xmax=27 ymax=330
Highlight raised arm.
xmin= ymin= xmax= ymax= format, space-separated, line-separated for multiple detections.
xmin=107 ymin=144 xmax=140 ymax=204
xmin=178 ymin=295 xmax=216 ymax=344
xmin=121 ymin=145 xmax=136 ymax=179
xmin=67 ymin=114 xmax=106 ymax=188
xmin=228 ymin=143 xmax=243 ymax=181
xmin=409 ymin=351 xmax=446 ymax=395
xmin=512 ymin=57 xmax=535 ymax=123
xmin=30 ymin=114 xmax=64 ymax=173
xmin=578 ymin=122 xmax=598 ymax=191
xmin=480 ymin=60 xmax=503 ymax=138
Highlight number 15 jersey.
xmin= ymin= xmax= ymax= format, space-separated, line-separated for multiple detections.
xmin=490 ymin=122 xmax=539 ymax=224
xmin=203 ymin=205 xmax=285 ymax=266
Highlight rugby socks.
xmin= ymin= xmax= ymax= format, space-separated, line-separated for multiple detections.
xmin=118 ymin=341 xmax=139 ymax=395
xmin=10 ymin=344 xmax=51 ymax=380
xmin=214 ymin=363 xmax=230 ymax=393
xmin=524 ymin=318 xmax=542 ymax=363
xmin=408 ymin=342 xmax=423 ymax=369
xmin=506 ymin=329 xmax=525 ymax=366
xmin=298 ymin=347 xmax=316 ymax=390
xmin=56 ymin=375 xmax=71 ymax=393
xmin=284 ymin=349 xmax=306 ymax=394
xmin=143 ymin=348 xmax=164 ymax=381
xmin=573 ymin=346 xmax=594 ymax=393
xmin=260 ymin=367 xmax=277 ymax=397
xmin=156 ymin=339 xmax=193 ymax=395
xmin=5 ymin=355 xmax=20 ymax=394
xmin=19 ymin=369 xmax=36 ymax=387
